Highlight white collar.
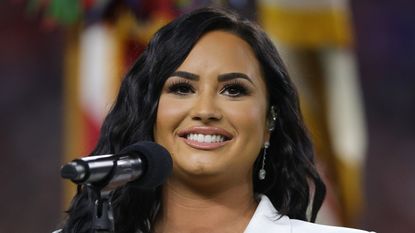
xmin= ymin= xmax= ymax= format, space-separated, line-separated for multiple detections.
xmin=243 ymin=194 xmax=291 ymax=233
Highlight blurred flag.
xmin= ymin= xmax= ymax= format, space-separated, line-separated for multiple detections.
xmin=63 ymin=21 xmax=123 ymax=203
xmin=62 ymin=0 xmax=185 ymax=207
xmin=258 ymin=0 xmax=367 ymax=226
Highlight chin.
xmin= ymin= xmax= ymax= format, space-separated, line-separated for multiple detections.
xmin=175 ymin=161 xmax=225 ymax=179
xmin=186 ymin=163 xmax=220 ymax=176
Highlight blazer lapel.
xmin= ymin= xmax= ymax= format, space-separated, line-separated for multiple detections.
xmin=244 ymin=195 xmax=292 ymax=233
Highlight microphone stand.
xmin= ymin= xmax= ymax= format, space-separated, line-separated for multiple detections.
xmin=89 ymin=158 xmax=119 ymax=233
xmin=89 ymin=154 xmax=122 ymax=233
xmin=92 ymin=188 xmax=115 ymax=233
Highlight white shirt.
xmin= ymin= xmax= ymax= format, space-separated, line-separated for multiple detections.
xmin=244 ymin=195 xmax=375 ymax=233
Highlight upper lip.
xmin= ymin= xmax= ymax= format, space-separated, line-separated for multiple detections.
xmin=177 ymin=126 xmax=233 ymax=140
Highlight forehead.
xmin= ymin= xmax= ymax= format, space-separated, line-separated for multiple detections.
xmin=176 ymin=30 xmax=263 ymax=80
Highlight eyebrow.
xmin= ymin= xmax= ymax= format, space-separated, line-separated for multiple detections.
xmin=218 ymin=72 xmax=254 ymax=84
xmin=170 ymin=71 xmax=199 ymax=80
xmin=170 ymin=71 xmax=254 ymax=84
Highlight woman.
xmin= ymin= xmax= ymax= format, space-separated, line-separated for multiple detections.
xmin=60 ymin=7 xmax=374 ymax=233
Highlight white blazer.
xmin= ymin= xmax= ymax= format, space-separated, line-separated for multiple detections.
xmin=244 ymin=195 xmax=375 ymax=233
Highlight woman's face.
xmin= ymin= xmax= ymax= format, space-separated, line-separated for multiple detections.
xmin=154 ymin=31 xmax=270 ymax=186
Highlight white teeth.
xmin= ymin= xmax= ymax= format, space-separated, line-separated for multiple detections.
xmin=205 ymin=135 xmax=212 ymax=143
xmin=211 ymin=135 xmax=217 ymax=142
xmin=197 ymin=134 xmax=203 ymax=142
xmin=186 ymin=133 xmax=225 ymax=143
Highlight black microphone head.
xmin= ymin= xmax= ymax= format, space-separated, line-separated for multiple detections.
xmin=60 ymin=162 xmax=81 ymax=180
xmin=119 ymin=141 xmax=172 ymax=189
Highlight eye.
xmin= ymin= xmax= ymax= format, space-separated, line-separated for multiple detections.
xmin=167 ymin=80 xmax=195 ymax=95
xmin=221 ymin=81 xmax=250 ymax=97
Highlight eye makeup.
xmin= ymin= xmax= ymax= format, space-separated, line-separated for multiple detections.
xmin=165 ymin=78 xmax=195 ymax=95
xmin=220 ymin=79 xmax=252 ymax=97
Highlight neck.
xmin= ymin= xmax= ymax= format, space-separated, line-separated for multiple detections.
xmin=154 ymin=179 xmax=258 ymax=233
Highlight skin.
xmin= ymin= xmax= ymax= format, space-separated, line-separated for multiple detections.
xmin=153 ymin=30 xmax=271 ymax=233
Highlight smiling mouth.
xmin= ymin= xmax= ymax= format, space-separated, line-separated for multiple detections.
xmin=177 ymin=127 xmax=233 ymax=148
xmin=185 ymin=133 xmax=228 ymax=143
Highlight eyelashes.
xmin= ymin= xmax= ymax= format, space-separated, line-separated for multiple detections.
xmin=165 ymin=78 xmax=251 ymax=97
xmin=167 ymin=79 xmax=194 ymax=95
xmin=220 ymin=80 xmax=251 ymax=97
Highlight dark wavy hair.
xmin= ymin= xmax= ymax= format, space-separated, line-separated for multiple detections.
xmin=62 ymin=7 xmax=326 ymax=233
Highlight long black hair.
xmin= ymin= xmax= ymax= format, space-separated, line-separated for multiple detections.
xmin=62 ymin=7 xmax=326 ymax=233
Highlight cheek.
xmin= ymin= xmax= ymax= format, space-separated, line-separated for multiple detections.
xmin=224 ymin=99 xmax=268 ymax=146
xmin=223 ymin=101 xmax=268 ymax=172
xmin=154 ymin=95 xmax=188 ymax=143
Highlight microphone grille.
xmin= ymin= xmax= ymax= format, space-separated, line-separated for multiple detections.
xmin=119 ymin=141 xmax=172 ymax=189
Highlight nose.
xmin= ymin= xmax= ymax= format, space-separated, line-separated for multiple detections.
xmin=190 ymin=93 xmax=223 ymax=123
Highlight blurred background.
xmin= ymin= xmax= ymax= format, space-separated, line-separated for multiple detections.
xmin=0 ymin=0 xmax=414 ymax=232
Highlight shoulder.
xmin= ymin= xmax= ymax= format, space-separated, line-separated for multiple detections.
xmin=244 ymin=195 xmax=375 ymax=233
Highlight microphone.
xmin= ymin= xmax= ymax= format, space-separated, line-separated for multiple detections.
xmin=60 ymin=141 xmax=173 ymax=190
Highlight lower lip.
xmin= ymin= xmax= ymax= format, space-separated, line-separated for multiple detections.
xmin=181 ymin=137 xmax=229 ymax=150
